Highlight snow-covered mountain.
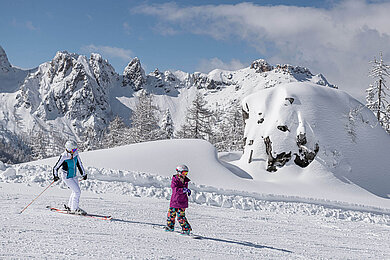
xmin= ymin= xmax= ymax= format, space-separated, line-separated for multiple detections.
xmin=15 ymin=51 xmax=117 ymax=137
xmin=0 ymin=46 xmax=335 ymax=159
xmin=0 ymin=46 xmax=34 ymax=93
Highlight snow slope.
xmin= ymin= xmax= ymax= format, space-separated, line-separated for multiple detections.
xmin=4 ymin=138 xmax=390 ymax=212
xmin=1 ymin=138 xmax=390 ymax=258
xmin=1 ymin=133 xmax=390 ymax=258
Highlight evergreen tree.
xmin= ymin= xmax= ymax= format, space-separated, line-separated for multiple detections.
xmin=0 ymin=127 xmax=31 ymax=164
xmin=129 ymin=90 xmax=162 ymax=143
xmin=161 ymin=109 xmax=174 ymax=139
xmin=176 ymin=92 xmax=214 ymax=140
xmin=28 ymin=127 xmax=49 ymax=160
xmin=80 ymin=126 xmax=105 ymax=151
xmin=366 ymin=52 xmax=390 ymax=130
xmin=213 ymin=100 xmax=245 ymax=151
xmin=27 ymin=125 xmax=66 ymax=159
xmin=384 ymin=105 xmax=390 ymax=133
xmin=102 ymin=116 xmax=130 ymax=148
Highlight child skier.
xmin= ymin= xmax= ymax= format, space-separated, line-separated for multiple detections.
xmin=53 ymin=140 xmax=88 ymax=215
xmin=165 ymin=164 xmax=192 ymax=235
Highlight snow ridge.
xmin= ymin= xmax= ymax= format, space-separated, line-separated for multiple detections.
xmin=2 ymin=163 xmax=389 ymax=226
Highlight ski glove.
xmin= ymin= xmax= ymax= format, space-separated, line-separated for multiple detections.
xmin=53 ymin=175 xmax=59 ymax=182
xmin=82 ymin=174 xmax=87 ymax=180
xmin=183 ymin=188 xmax=191 ymax=196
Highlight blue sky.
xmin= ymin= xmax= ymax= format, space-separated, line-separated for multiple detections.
xmin=1 ymin=0 xmax=390 ymax=101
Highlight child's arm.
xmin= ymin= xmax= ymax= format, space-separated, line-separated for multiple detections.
xmin=171 ymin=176 xmax=183 ymax=193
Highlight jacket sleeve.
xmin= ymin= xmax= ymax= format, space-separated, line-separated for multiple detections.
xmin=53 ymin=155 xmax=65 ymax=177
xmin=171 ymin=176 xmax=183 ymax=193
xmin=76 ymin=155 xmax=86 ymax=176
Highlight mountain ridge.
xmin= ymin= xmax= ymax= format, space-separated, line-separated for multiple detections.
xmin=0 ymin=46 xmax=335 ymax=162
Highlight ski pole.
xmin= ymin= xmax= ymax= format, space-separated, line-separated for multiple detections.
xmin=20 ymin=180 xmax=55 ymax=214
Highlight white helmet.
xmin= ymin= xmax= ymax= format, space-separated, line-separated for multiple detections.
xmin=65 ymin=140 xmax=78 ymax=153
xmin=176 ymin=164 xmax=189 ymax=173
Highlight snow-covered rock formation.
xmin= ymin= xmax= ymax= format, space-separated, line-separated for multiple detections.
xmin=238 ymin=82 xmax=390 ymax=198
xmin=122 ymin=57 xmax=146 ymax=91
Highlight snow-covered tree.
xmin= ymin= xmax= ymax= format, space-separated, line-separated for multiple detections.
xmin=366 ymin=52 xmax=390 ymax=130
xmin=27 ymin=126 xmax=66 ymax=159
xmin=0 ymin=127 xmax=31 ymax=163
xmin=176 ymin=92 xmax=214 ymax=140
xmin=213 ymin=100 xmax=245 ymax=151
xmin=383 ymin=105 xmax=390 ymax=133
xmin=129 ymin=90 xmax=162 ymax=143
xmin=160 ymin=109 xmax=174 ymax=139
xmin=102 ymin=116 xmax=130 ymax=148
xmin=80 ymin=126 xmax=105 ymax=151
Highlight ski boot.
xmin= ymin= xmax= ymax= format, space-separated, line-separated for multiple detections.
xmin=180 ymin=230 xmax=191 ymax=236
xmin=64 ymin=204 xmax=71 ymax=213
xmin=72 ymin=208 xmax=87 ymax=215
xmin=164 ymin=226 xmax=174 ymax=232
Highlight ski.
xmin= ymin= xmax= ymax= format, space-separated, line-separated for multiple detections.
xmin=47 ymin=206 xmax=112 ymax=221
xmin=153 ymin=225 xmax=202 ymax=239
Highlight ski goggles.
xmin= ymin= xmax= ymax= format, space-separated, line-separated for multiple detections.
xmin=68 ymin=148 xmax=77 ymax=153
xmin=180 ymin=171 xmax=188 ymax=175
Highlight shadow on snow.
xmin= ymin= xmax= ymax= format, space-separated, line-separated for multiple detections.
xmin=111 ymin=218 xmax=293 ymax=254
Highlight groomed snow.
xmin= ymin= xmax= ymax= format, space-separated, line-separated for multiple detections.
xmin=1 ymin=139 xmax=390 ymax=258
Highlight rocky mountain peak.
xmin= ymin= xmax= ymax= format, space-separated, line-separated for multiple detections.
xmin=250 ymin=59 xmax=273 ymax=73
xmin=89 ymin=53 xmax=119 ymax=89
xmin=15 ymin=50 xmax=113 ymax=142
xmin=123 ymin=57 xmax=146 ymax=91
xmin=0 ymin=46 xmax=12 ymax=72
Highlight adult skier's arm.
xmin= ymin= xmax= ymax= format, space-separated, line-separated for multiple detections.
xmin=52 ymin=155 xmax=65 ymax=181
xmin=76 ymin=154 xmax=87 ymax=179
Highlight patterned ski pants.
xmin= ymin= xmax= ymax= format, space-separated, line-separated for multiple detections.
xmin=166 ymin=207 xmax=192 ymax=231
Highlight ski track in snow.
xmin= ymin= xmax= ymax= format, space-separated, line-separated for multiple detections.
xmin=1 ymin=182 xmax=390 ymax=259
xmin=2 ymin=163 xmax=390 ymax=226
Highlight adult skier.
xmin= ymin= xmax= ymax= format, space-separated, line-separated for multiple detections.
xmin=165 ymin=164 xmax=192 ymax=235
xmin=53 ymin=140 xmax=88 ymax=215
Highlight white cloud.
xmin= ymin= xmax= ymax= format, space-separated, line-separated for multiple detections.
xmin=25 ymin=21 xmax=37 ymax=31
xmin=133 ymin=0 xmax=390 ymax=101
xmin=11 ymin=19 xmax=38 ymax=31
xmin=197 ymin=58 xmax=247 ymax=73
xmin=123 ymin=22 xmax=131 ymax=35
xmin=81 ymin=44 xmax=133 ymax=61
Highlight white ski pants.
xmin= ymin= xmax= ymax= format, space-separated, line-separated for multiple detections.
xmin=62 ymin=174 xmax=81 ymax=211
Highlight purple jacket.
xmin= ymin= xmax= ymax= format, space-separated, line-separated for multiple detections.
xmin=169 ymin=174 xmax=190 ymax=208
